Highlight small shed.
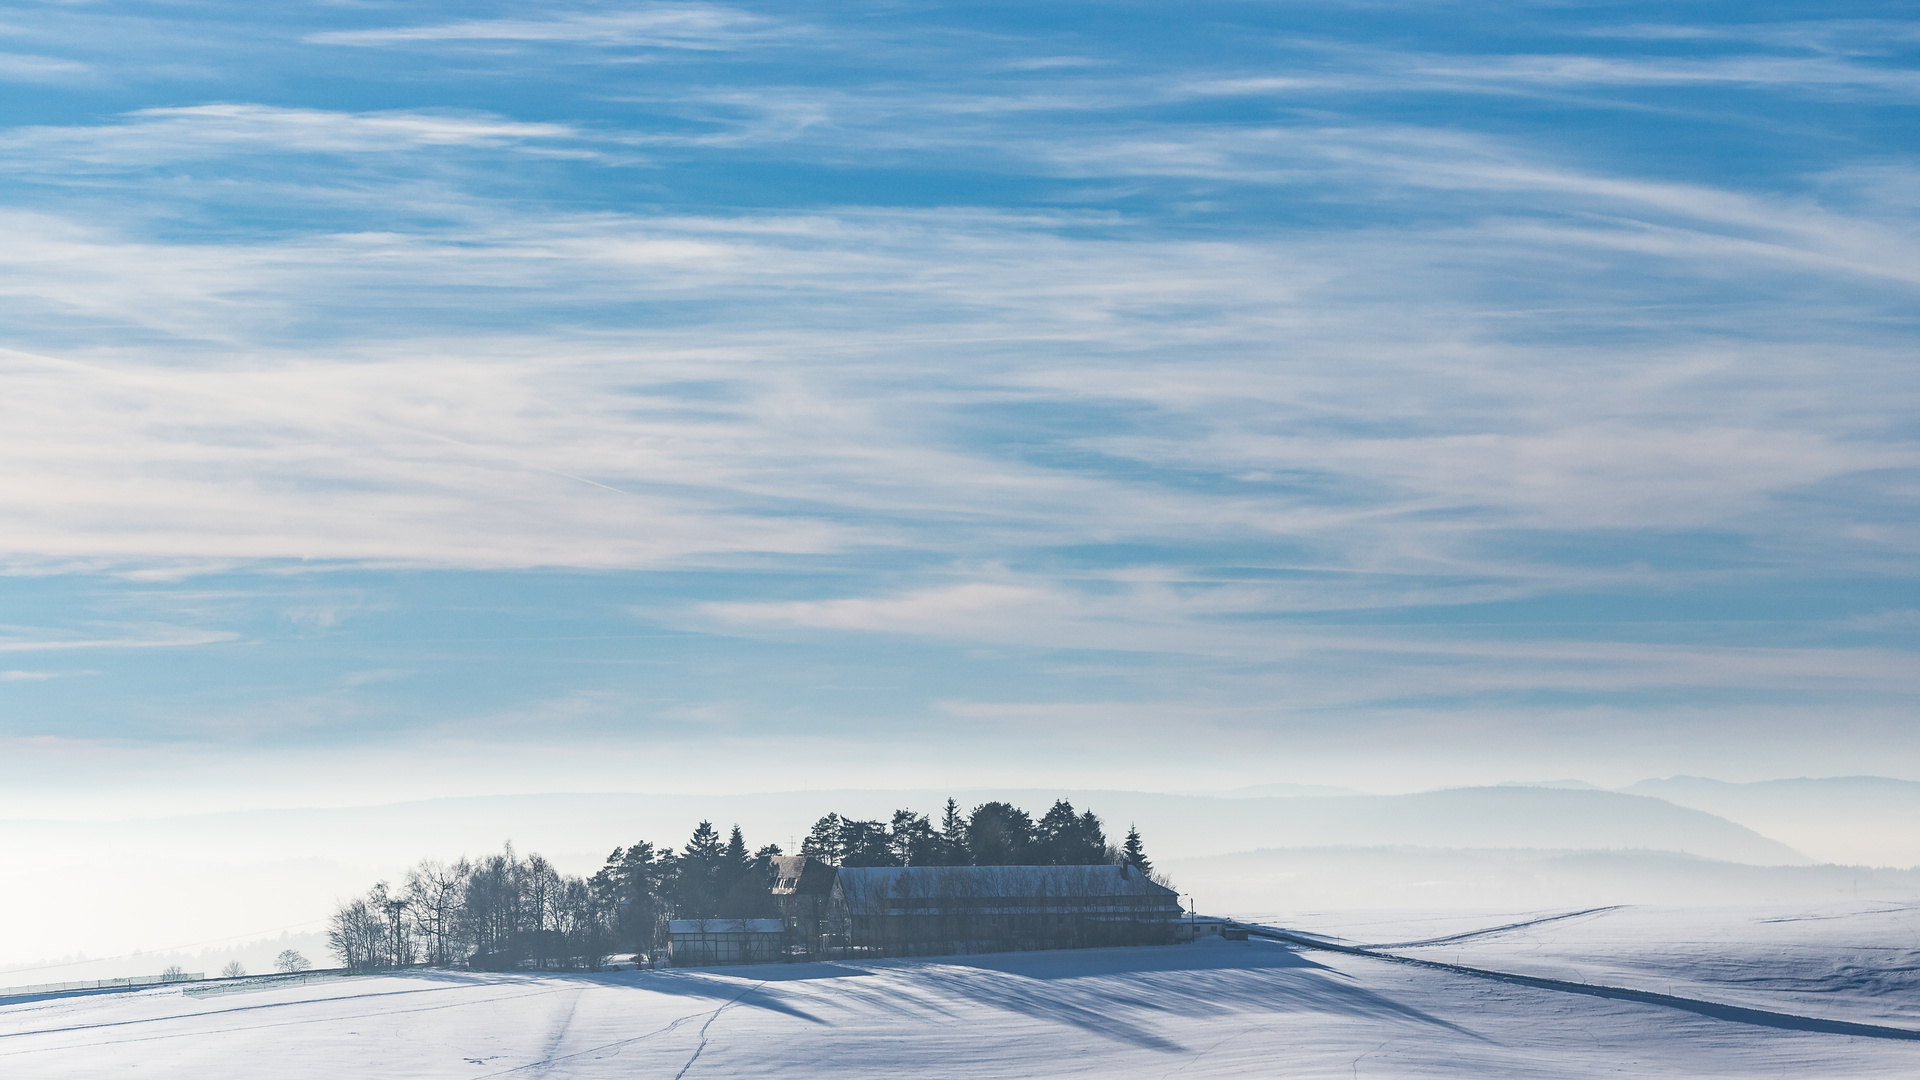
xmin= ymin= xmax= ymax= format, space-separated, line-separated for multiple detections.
xmin=666 ymin=918 xmax=786 ymax=967
xmin=1176 ymin=915 xmax=1245 ymax=942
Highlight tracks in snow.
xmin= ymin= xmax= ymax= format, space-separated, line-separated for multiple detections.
xmin=1367 ymin=907 xmax=1623 ymax=949
xmin=1235 ymin=920 xmax=1920 ymax=1043
xmin=671 ymin=981 xmax=764 ymax=1080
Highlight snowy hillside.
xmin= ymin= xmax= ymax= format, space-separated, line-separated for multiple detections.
xmin=5 ymin=903 xmax=1915 ymax=1078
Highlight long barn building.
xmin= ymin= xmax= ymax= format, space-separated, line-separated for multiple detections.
xmin=832 ymin=864 xmax=1183 ymax=958
xmin=670 ymin=858 xmax=1183 ymax=965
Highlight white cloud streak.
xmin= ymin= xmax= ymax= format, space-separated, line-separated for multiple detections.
xmin=0 ymin=106 xmax=587 ymax=165
xmin=307 ymin=5 xmax=777 ymax=51
xmin=697 ymin=575 xmax=1920 ymax=704
xmin=0 ymin=113 xmax=1912 ymax=584
xmin=0 ymin=52 xmax=88 ymax=82
xmin=0 ymin=630 xmax=235 ymax=653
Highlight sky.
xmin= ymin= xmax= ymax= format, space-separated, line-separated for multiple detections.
xmin=1 ymin=0 xmax=1918 ymax=815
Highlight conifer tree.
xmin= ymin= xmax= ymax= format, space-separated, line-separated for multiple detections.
xmin=1077 ymin=809 xmax=1110 ymax=864
xmin=889 ymin=809 xmax=939 ymax=865
xmin=1121 ymin=824 xmax=1151 ymax=875
xmin=837 ymin=818 xmax=894 ymax=866
xmin=802 ymin=813 xmax=843 ymax=866
xmin=938 ymin=798 xmax=969 ymax=866
xmin=674 ymin=821 xmax=726 ymax=917
xmin=720 ymin=825 xmax=750 ymax=896
xmin=1035 ymin=800 xmax=1082 ymax=864
xmin=966 ymin=801 xmax=1033 ymax=865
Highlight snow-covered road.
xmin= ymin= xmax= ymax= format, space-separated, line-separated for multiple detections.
xmin=4 ymin=903 xmax=1916 ymax=1078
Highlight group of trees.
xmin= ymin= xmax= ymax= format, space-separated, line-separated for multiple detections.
xmin=326 ymin=799 xmax=1156 ymax=972
xmin=329 ymin=844 xmax=610 ymax=972
xmin=325 ymin=826 xmax=780 ymax=973
xmin=802 ymin=798 xmax=1153 ymax=874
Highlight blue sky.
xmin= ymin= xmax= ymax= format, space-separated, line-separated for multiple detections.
xmin=1 ymin=1 xmax=1917 ymax=810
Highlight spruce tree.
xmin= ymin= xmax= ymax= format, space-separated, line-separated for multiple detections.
xmin=675 ymin=821 xmax=726 ymax=917
xmin=938 ymin=798 xmax=970 ymax=866
xmin=1078 ymin=810 xmax=1109 ymax=863
xmin=1121 ymin=824 xmax=1151 ymax=875
xmin=719 ymin=825 xmax=750 ymax=899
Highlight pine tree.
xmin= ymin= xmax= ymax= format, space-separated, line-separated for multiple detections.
xmin=1121 ymin=824 xmax=1151 ymax=875
xmin=889 ymin=809 xmax=939 ymax=866
xmin=802 ymin=813 xmax=843 ymax=866
xmin=1035 ymin=800 xmax=1081 ymax=864
xmin=966 ymin=801 xmax=1033 ymax=865
xmin=838 ymin=819 xmax=895 ymax=866
xmin=594 ymin=840 xmax=670 ymax=960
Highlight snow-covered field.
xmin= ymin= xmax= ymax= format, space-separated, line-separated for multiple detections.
xmin=4 ymin=902 xmax=1916 ymax=1078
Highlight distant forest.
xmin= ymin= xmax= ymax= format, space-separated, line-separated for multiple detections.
xmin=327 ymin=798 xmax=1162 ymax=973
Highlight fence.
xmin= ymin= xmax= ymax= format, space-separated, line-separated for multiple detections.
xmin=0 ymin=972 xmax=205 ymax=999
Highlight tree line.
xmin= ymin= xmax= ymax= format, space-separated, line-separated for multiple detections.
xmin=800 ymin=798 xmax=1153 ymax=870
xmin=326 ymin=797 xmax=1157 ymax=972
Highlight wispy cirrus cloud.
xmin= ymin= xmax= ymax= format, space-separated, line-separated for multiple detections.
xmin=307 ymin=5 xmax=780 ymax=51
xmin=699 ymin=574 xmax=1920 ymax=704
xmin=0 ymin=51 xmax=88 ymax=82
xmin=0 ymin=105 xmax=590 ymax=166
xmin=1184 ymin=51 xmax=1920 ymax=100
xmin=0 ymin=133 xmax=1911 ymax=581
xmin=0 ymin=629 xmax=235 ymax=653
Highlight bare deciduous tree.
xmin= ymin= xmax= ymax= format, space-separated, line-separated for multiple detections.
xmin=405 ymin=857 xmax=471 ymax=967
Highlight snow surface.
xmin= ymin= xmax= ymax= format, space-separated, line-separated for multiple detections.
xmin=4 ymin=903 xmax=1917 ymax=1078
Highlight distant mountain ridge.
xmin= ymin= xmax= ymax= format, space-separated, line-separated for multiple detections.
xmin=1619 ymin=776 xmax=1920 ymax=867
xmin=1164 ymin=846 xmax=1920 ymax=912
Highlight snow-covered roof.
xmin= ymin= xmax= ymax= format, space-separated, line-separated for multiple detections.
xmin=667 ymin=919 xmax=785 ymax=935
xmin=833 ymin=864 xmax=1178 ymax=916
xmin=768 ymin=855 xmax=836 ymax=896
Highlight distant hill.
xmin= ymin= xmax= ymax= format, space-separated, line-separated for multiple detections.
xmin=1193 ymin=783 xmax=1364 ymax=798
xmin=1192 ymin=787 xmax=1809 ymax=865
xmin=1621 ymin=776 xmax=1920 ymax=867
xmin=1165 ymin=846 xmax=1920 ymax=913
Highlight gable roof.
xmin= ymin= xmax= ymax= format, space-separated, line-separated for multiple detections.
xmin=832 ymin=864 xmax=1179 ymax=916
xmin=768 ymin=855 xmax=837 ymax=896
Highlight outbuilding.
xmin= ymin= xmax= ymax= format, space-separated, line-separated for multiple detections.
xmin=666 ymin=918 xmax=786 ymax=966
